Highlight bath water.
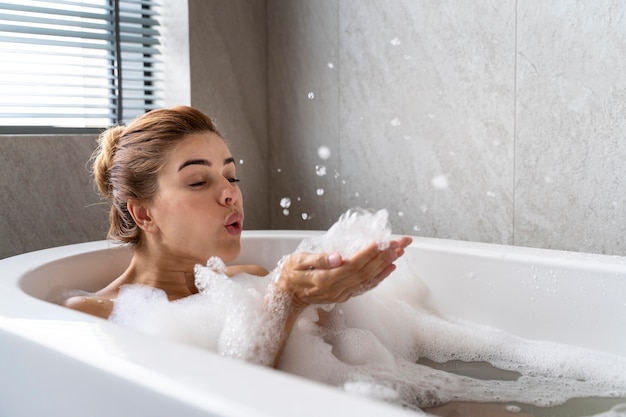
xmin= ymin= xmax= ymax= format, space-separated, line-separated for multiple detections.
xmin=110 ymin=209 xmax=626 ymax=416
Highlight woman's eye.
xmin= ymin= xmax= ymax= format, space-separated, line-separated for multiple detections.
xmin=189 ymin=181 xmax=206 ymax=187
xmin=228 ymin=178 xmax=241 ymax=184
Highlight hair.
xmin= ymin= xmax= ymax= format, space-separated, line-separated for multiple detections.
xmin=92 ymin=105 xmax=220 ymax=246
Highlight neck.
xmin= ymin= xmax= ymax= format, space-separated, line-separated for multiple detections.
xmin=106 ymin=244 xmax=199 ymax=300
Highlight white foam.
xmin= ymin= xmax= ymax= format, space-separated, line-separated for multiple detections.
xmin=110 ymin=208 xmax=626 ymax=414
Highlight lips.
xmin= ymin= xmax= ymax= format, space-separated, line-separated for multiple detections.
xmin=225 ymin=212 xmax=243 ymax=236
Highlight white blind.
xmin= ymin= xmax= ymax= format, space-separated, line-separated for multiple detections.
xmin=0 ymin=0 xmax=163 ymax=130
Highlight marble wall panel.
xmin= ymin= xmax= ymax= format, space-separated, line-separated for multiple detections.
xmin=189 ymin=0 xmax=270 ymax=229
xmin=515 ymin=1 xmax=626 ymax=255
xmin=338 ymin=0 xmax=516 ymax=243
xmin=268 ymin=0 xmax=341 ymax=229
xmin=0 ymin=135 xmax=107 ymax=259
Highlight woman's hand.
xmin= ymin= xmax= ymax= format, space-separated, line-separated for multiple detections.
xmin=275 ymin=237 xmax=412 ymax=308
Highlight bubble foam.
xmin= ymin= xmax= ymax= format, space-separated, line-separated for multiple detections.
xmin=109 ymin=208 xmax=626 ymax=414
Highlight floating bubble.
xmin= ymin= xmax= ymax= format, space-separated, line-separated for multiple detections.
xmin=327 ymin=62 xmax=334 ymax=69
xmin=315 ymin=165 xmax=327 ymax=176
xmin=316 ymin=188 xmax=325 ymax=196
xmin=390 ymin=118 xmax=401 ymax=127
xmin=239 ymin=159 xmax=244 ymax=165
xmin=279 ymin=197 xmax=291 ymax=209
xmin=486 ymin=191 xmax=496 ymax=198
xmin=419 ymin=204 xmax=428 ymax=213
xmin=307 ymin=92 xmax=315 ymax=100
xmin=317 ymin=146 xmax=331 ymax=160
xmin=431 ymin=174 xmax=449 ymax=190
xmin=277 ymin=168 xmax=282 ymax=173
xmin=398 ymin=211 xmax=404 ymax=217
xmin=282 ymin=209 xmax=289 ymax=216
xmin=413 ymin=225 xmax=421 ymax=232
xmin=390 ymin=37 xmax=401 ymax=46
xmin=301 ymin=213 xmax=309 ymax=220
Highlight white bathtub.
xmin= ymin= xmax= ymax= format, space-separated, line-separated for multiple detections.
xmin=1 ymin=231 xmax=626 ymax=416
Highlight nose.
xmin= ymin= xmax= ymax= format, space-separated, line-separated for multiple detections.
xmin=220 ymin=178 xmax=239 ymax=207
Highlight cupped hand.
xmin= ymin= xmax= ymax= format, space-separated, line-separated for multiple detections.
xmin=274 ymin=236 xmax=412 ymax=308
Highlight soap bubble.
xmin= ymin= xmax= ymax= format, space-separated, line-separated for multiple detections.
xmin=316 ymin=188 xmax=325 ymax=196
xmin=390 ymin=37 xmax=401 ymax=46
xmin=390 ymin=118 xmax=401 ymax=127
xmin=315 ymin=165 xmax=327 ymax=176
xmin=317 ymin=146 xmax=331 ymax=160
xmin=307 ymin=92 xmax=315 ymax=100
xmin=279 ymin=197 xmax=291 ymax=209
xmin=431 ymin=174 xmax=449 ymax=190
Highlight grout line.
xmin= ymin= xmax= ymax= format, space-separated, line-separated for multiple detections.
xmin=512 ymin=0 xmax=518 ymax=246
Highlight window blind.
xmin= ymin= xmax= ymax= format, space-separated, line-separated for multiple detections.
xmin=0 ymin=0 xmax=163 ymax=131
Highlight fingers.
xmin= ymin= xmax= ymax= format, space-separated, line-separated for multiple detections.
xmin=276 ymin=236 xmax=412 ymax=307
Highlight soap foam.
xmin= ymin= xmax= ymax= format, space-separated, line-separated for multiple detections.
xmin=110 ymin=208 xmax=626 ymax=415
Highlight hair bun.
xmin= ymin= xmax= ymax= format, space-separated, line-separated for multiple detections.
xmin=93 ymin=125 xmax=125 ymax=198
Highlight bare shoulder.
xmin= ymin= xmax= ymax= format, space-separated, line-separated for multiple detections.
xmin=225 ymin=264 xmax=270 ymax=277
xmin=63 ymin=295 xmax=114 ymax=319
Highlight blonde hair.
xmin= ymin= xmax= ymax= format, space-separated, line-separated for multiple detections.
xmin=92 ymin=106 xmax=220 ymax=245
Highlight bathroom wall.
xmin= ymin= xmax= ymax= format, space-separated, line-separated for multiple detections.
xmin=266 ymin=0 xmax=626 ymax=256
xmin=188 ymin=0 xmax=270 ymax=230
xmin=2 ymin=1 xmax=624 ymax=259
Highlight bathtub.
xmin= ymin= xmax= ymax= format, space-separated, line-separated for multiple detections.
xmin=1 ymin=231 xmax=626 ymax=416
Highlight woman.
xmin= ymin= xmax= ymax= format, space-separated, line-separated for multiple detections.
xmin=64 ymin=105 xmax=412 ymax=368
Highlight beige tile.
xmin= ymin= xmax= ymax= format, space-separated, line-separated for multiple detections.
xmin=189 ymin=0 xmax=269 ymax=229
xmin=0 ymin=135 xmax=107 ymax=258
xmin=515 ymin=1 xmax=626 ymax=254
xmin=268 ymin=0 xmax=342 ymax=230
xmin=338 ymin=0 xmax=516 ymax=243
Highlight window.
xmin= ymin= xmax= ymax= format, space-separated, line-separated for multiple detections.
xmin=0 ymin=0 xmax=163 ymax=132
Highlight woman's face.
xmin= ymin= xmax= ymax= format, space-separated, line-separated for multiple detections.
xmin=147 ymin=131 xmax=244 ymax=265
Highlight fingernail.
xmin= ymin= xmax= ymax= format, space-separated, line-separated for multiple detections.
xmin=328 ymin=253 xmax=342 ymax=267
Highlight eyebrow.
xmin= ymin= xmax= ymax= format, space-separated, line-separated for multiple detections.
xmin=178 ymin=157 xmax=236 ymax=172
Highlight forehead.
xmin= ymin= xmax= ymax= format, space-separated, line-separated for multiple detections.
xmin=170 ymin=131 xmax=229 ymax=159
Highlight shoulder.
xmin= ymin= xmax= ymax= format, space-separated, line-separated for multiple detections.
xmin=63 ymin=295 xmax=114 ymax=319
xmin=225 ymin=264 xmax=270 ymax=277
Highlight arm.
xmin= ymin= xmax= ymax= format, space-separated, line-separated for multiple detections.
xmin=63 ymin=295 xmax=114 ymax=319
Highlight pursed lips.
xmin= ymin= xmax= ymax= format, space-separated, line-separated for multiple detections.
xmin=224 ymin=212 xmax=243 ymax=235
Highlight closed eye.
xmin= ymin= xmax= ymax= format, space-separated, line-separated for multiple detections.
xmin=189 ymin=181 xmax=206 ymax=187
xmin=228 ymin=178 xmax=240 ymax=184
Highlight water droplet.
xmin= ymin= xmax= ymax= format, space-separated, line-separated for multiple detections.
xmin=301 ymin=212 xmax=309 ymax=220
xmin=239 ymin=159 xmax=244 ymax=165
xmin=316 ymin=188 xmax=325 ymax=196
xmin=390 ymin=37 xmax=401 ymax=46
xmin=412 ymin=225 xmax=421 ymax=232
xmin=279 ymin=197 xmax=291 ymax=208
xmin=307 ymin=92 xmax=315 ymax=99
xmin=397 ymin=211 xmax=404 ymax=217
xmin=354 ymin=191 xmax=360 ymax=197
xmin=486 ymin=190 xmax=496 ymax=197
xmin=315 ymin=165 xmax=327 ymax=176
xmin=505 ymin=405 xmax=522 ymax=413
xmin=327 ymin=62 xmax=334 ymax=69
xmin=427 ymin=113 xmax=435 ymax=119
xmin=277 ymin=168 xmax=282 ymax=173
xmin=97 ymin=299 xmax=104 ymax=304
xmin=419 ymin=204 xmax=428 ymax=213
xmin=431 ymin=174 xmax=449 ymax=190
xmin=403 ymin=135 xmax=411 ymax=140
xmin=390 ymin=118 xmax=401 ymax=127
xmin=317 ymin=146 xmax=331 ymax=160
xmin=282 ymin=208 xmax=289 ymax=216
xmin=403 ymin=54 xmax=412 ymax=60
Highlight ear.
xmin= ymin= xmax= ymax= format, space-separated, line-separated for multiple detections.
xmin=127 ymin=199 xmax=158 ymax=233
